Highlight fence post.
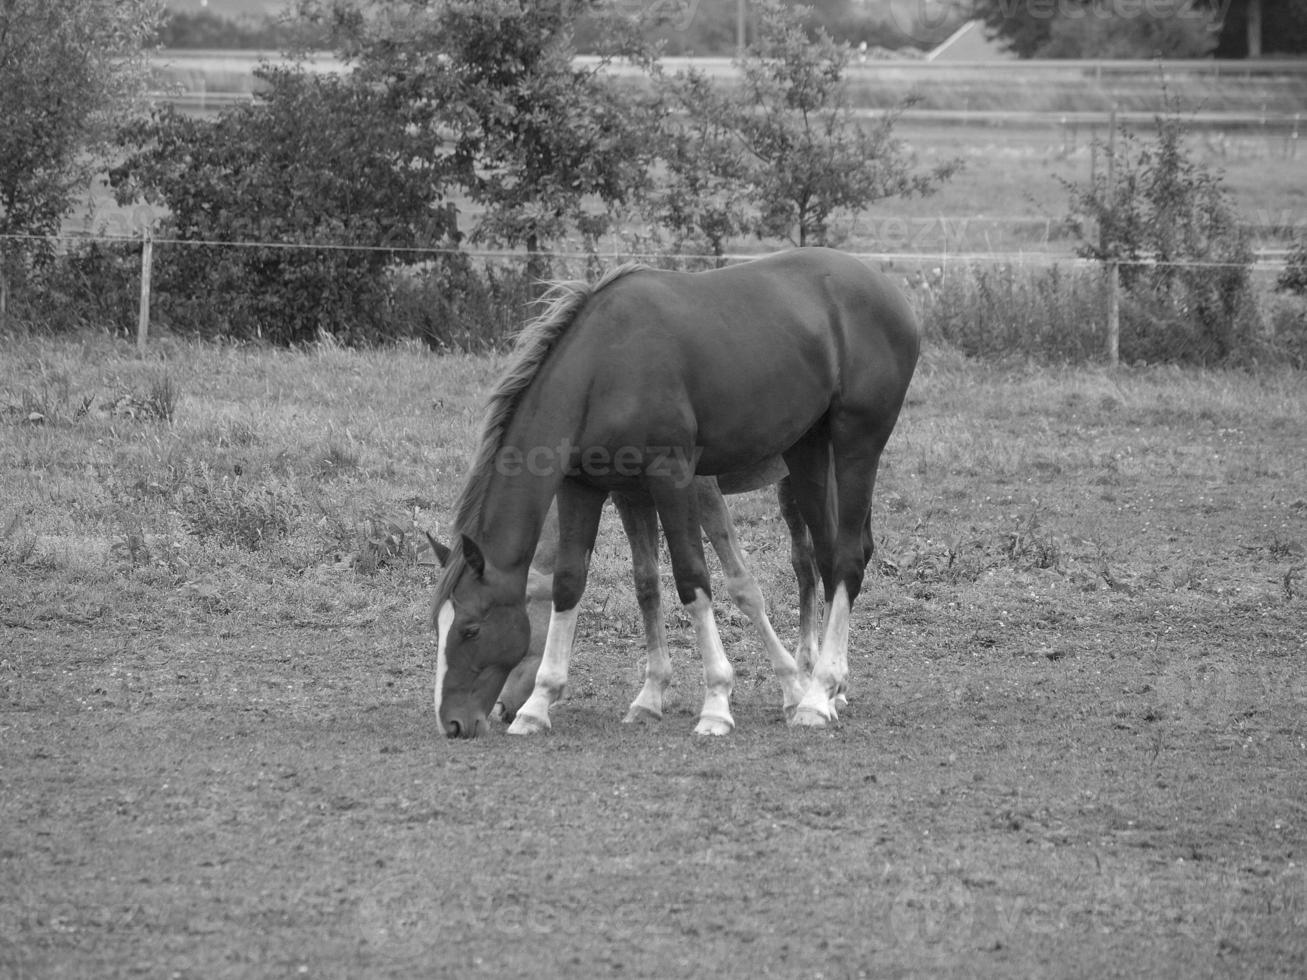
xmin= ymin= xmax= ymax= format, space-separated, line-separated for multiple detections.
xmin=1103 ymin=106 xmax=1118 ymax=366
xmin=137 ymin=224 xmax=153 ymax=352
xmin=1106 ymin=260 xmax=1120 ymax=366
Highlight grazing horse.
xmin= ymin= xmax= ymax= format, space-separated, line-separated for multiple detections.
xmin=486 ymin=469 xmax=823 ymax=724
xmin=434 ymin=248 xmax=919 ymax=738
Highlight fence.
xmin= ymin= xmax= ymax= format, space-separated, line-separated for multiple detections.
xmin=1 ymin=225 xmax=1294 ymax=365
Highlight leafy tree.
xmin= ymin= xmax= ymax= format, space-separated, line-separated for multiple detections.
xmin=112 ymin=66 xmax=455 ymax=343
xmin=0 ymin=0 xmax=163 ymax=330
xmin=646 ymin=69 xmax=754 ymax=259
xmin=304 ymin=0 xmax=662 ymax=278
xmin=653 ymin=1 xmax=957 ymax=251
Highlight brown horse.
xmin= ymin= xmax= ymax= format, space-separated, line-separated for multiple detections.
xmin=434 ymin=248 xmax=919 ymax=738
xmin=486 ymin=470 xmax=822 ymax=724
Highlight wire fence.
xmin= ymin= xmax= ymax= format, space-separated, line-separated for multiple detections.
xmin=2 ymin=228 xmax=1293 ymax=270
xmin=1 ymin=226 xmax=1298 ymax=365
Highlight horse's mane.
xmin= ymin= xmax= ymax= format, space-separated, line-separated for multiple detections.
xmin=433 ymin=262 xmax=649 ymax=612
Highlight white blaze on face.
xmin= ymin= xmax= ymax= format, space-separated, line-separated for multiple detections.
xmin=433 ymin=600 xmax=455 ymax=718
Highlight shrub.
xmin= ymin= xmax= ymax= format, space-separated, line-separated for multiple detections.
xmin=112 ymin=67 xmax=455 ymax=345
xmin=1262 ymin=293 xmax=1307 ymax=368
xmin=4 ymin=240 xmax=140 ymax=336
xmin=912 ymin=263 xmax=1104 ymax=362
xmin=1276 ymin=239 xmax=1307 ymax=298
xmin=388 ymin=256 xmax=536 ymax=353
xmin=1063 ymin=109 xmax=1260 ymax=364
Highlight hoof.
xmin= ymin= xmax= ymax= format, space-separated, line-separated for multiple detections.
xmin=693 ymin=713 xmax=735 ymax=736
xmin=622 ymin=704 xmax=662 ymax=724
xmin=833 ymin=691 xmax=849 ymax=712
xmin=506 ymin=711 xmax=551 ymax=735
xmin=789 ymin=705 xmax=831 ymax=728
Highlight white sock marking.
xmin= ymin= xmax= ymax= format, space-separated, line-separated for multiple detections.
xmin=513 ymin=605 xmax=579 ymax=728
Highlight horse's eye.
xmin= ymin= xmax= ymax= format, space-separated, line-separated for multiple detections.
xmin=461 ymin=624 xmax=480 ymax=641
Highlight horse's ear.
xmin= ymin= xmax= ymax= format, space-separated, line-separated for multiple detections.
xmin=425 ymin=532 xmax=451 ymax=567
xmin=461 ymin=533 xmax=486 ymax=579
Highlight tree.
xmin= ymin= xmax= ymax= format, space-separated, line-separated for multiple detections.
xmin=1036 ymin=1 xmax=1219 ymax=59
xmin=304 ymin=0 xmax=662 ymax=278
xmin=654 ymin=1 xmax=956 ymax=250
xmin=974 ymin=0 xmax=1227 ymax=58
xmin=0 ymin=0 xmax=163 ymax=330
xmin=112 ymin=66 xmax=455 ymax=343
xmin=648 ymin=68 xmax=754 ymax=259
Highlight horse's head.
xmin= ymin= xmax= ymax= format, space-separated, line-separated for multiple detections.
xmin=434 ymin=534 xmax=531 ymax=739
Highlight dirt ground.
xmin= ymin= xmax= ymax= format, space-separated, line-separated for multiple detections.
xmin=2 ymin=340 xmax=1305 ymax=978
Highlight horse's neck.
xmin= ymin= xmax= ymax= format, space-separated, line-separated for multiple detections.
xmin=474 ymin=426 xmax=569 ymax=580
xmin=474 ymin=473 xmax=555 ymax=579
xmin=474 ymin=356 xmax=578 ymax=580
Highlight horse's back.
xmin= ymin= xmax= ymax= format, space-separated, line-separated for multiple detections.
xmin=545 ymin=248 xmax=920 ymax=477
xmin=599 ymin=248 xmax=917 ymax=372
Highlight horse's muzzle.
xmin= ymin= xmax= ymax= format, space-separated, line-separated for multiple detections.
xmin=442 ymin=710 xmax=490 ymax=739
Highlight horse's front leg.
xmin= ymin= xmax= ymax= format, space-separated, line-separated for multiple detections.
xmin=508 ymin=479 xmax=607 ymax=735
xmin=649 ymin=470 xmax=734 ymax=736
xmin=613 ymin=492 xmax=673 ymax=724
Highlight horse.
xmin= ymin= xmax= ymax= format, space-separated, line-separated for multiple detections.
xmin=433 ymin=247 xmax=920 ymax=738
xmin=474 ymin=468 xmax=823 ymax=724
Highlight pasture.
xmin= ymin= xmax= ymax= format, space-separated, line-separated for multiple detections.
xmin=2 ymin=332 xmax=1305 ymax=977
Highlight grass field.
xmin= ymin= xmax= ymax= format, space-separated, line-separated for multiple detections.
xmin=2 ymin=332 xmax=1305 ymax=977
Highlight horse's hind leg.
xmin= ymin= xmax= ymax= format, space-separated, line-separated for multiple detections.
xmin=777 ymin=477 xmax=821 ymax=681
xmin=696 ymin=479 xmax=803 ymax=719
xmin=648 ymin=471 xmax=734 ymax=736
xmin=791 ymin=424 xmax=890 ymax=728
xmin=613 ymin=492 xmax=673 ymax=724
xmin=508 ymin=479 xmax=608 ymax=735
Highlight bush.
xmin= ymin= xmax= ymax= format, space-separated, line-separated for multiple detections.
xmin=1262 ymin=293 xmax=1307 ymax=369
xmin=3 ymin=240 xmax=140 ymax=336
xmin=112 ymin=67 xmax=454 ymax=346
xmin=389 ymin=257 xmax=538 ymax=353
xmin=912 ymin=264 xmax=1104 ymax=362
xmin=1063 ymin=109 xmax=1260 ymax=364
xmin=1276 ymin=239 xmax=1307 ymax=298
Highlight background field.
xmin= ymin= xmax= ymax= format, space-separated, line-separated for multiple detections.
xmin=2 ymin=333 xmax=1304 ymax=977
